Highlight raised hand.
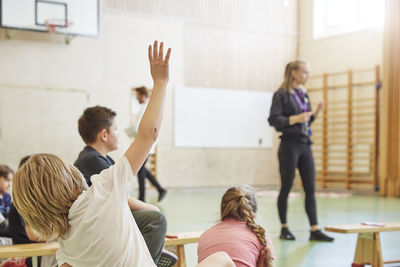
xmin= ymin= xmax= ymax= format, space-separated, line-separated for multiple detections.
xmin=124 ymin=41 xmax=172 ymax=176
xmin=148 ymin=40 xmax=172 ymax=85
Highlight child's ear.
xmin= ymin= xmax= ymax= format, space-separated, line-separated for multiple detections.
xmin=98 ymin=129 xmax=108 ymax=142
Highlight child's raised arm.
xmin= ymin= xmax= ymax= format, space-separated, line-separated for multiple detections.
xmin=124 ymin=40 xmax=171 ymax=175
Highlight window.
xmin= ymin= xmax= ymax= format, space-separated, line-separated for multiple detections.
xmin=313 ymin=0 xmax=384 ymax=39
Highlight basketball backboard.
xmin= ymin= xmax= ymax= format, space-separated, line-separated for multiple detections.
xmin=0 ymin=0 xmax=99 ymax=37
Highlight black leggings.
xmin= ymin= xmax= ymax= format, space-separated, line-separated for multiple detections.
xmin=137 ymin=158 xmax=163 ymax=201
xmin=277 ymin=139 xmax=318 ymax=226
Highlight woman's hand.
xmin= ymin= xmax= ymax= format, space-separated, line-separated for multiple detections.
xmin=148 ymin=40 xmax=171 ymax=86
xmin=289 ymin=112 xmax=312 ymax=125
xmin=313 ymin=101 xmax=324 ymax=118
xmin=317 ymin=101 xmax=324 ymax=112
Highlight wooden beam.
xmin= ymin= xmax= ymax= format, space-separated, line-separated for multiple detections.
xmin=373 ymin=65 xmax=380 ymax=190
xmin=322 ymin=73 xmax=328 ymax=188
xmin=352 ymin=81 xmax=376 ymax=87
xmin=347 ymin=69 xmax=354 ymax=190
xmin=380 ymin=0 xmax=400 ymax=197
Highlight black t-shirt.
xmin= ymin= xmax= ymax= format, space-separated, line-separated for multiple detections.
xmin=9 ymin=204 xmax=41 ymax=267
xmin=268 ymin=88 xmax=315 ymax=144
xmin=74 ymin=146 xmax=115 ymax=186
xmin=8 ymin=203 xmax=33 ymax=244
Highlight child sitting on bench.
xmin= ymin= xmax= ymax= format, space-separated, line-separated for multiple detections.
xmin=0 ymin=164 xmax=13 ymax=238
xmin=198 ymin=185 xmax=275 ymax=267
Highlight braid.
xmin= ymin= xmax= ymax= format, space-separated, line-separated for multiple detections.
xmin=238 ymin=196 xmax=273 ymax=267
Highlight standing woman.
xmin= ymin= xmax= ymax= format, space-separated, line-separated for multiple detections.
xmin=268 ymin=60 xmax=333 ymax=242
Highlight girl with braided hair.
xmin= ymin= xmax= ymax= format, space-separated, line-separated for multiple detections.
xmin=198 ymin=185 xmax=274 ymax=267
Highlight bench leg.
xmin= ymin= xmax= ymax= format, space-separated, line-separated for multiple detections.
xmin=353 ymin=232 xmax=383 ymax=267
xmin=32 ymin=256 xmax=38 ymax=267
xmin=175 ymin=245 xmax=186 ymax=267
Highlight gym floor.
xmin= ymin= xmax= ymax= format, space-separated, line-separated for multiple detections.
xmin=142 ymin=187 xmax=400 ymax=267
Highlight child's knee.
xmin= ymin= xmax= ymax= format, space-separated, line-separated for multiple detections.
xmin=147 ymin=210 xmax=166 ymax=226
xmin=133 ymin=210 xmax=167 ymax=232
xmin=203 ymin=252 xmax=234 ymax=267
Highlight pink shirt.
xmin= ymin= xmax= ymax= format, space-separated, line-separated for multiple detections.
xmin=198 ymin=219 xmax=274 ymax=267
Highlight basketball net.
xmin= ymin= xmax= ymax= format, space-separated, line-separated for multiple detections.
xmin=44 ymin=19 xmax=73 ymax=44
xmin=46 ymin=24 xmax=58 ymax=33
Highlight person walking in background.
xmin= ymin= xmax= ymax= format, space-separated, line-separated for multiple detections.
xmin=129 ymin=86 xmax=167 ymax=202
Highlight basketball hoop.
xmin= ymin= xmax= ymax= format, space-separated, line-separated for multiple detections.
xmin=44 ymin=18 xmax=74 ymax=44
xmin=44 ymin=18 xmax=73 ymax=33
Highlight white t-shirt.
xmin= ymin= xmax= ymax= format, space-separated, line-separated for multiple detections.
xmin=56 ymin=156 xmax=156 ymax=267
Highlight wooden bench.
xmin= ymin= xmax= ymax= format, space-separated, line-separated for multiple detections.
xmin=0 ymin=242 xmax=58 ymax=267
xmin=0 ymin=231 xmax=202 ymax=267
xmin=325 ymin=222 xmax=400 ymax=267
xmin=164 ymin=231 xmax=202 ymax=267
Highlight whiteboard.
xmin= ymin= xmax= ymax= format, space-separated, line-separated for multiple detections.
xmin=174 ymin=87 xmax=273 ymax=148
xmin=0 ymin=0 xmax=99 ymax=37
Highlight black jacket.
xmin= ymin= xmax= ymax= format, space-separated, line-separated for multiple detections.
xmin=268 ymin=88 xmax=315 ymax=144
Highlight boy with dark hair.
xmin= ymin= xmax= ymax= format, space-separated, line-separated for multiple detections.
xmin=75 ymin=105 xmax=176 ymax=266
xmin=75 ymin=106 xmax=117 ymax=186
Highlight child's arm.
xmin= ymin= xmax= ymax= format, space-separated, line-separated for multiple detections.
xmin=124 ymin=41 xmax=171 ymax=175
xmin=25 ymin=224 xmax=42 ymax=242
xmin=127 ymin=197 xmax=160 ymax=211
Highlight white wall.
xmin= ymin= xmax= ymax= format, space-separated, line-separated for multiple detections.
xmin=298 ymin=0 xmax=383 ymax=74
xmin=0 ymin=13 xmax=184 ymax=172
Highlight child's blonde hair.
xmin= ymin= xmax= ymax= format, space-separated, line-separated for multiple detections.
xmin=12 ymin=154 xmax=88 ymax=240
xmin=221 ymin=185 xmax=273 ymax=267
